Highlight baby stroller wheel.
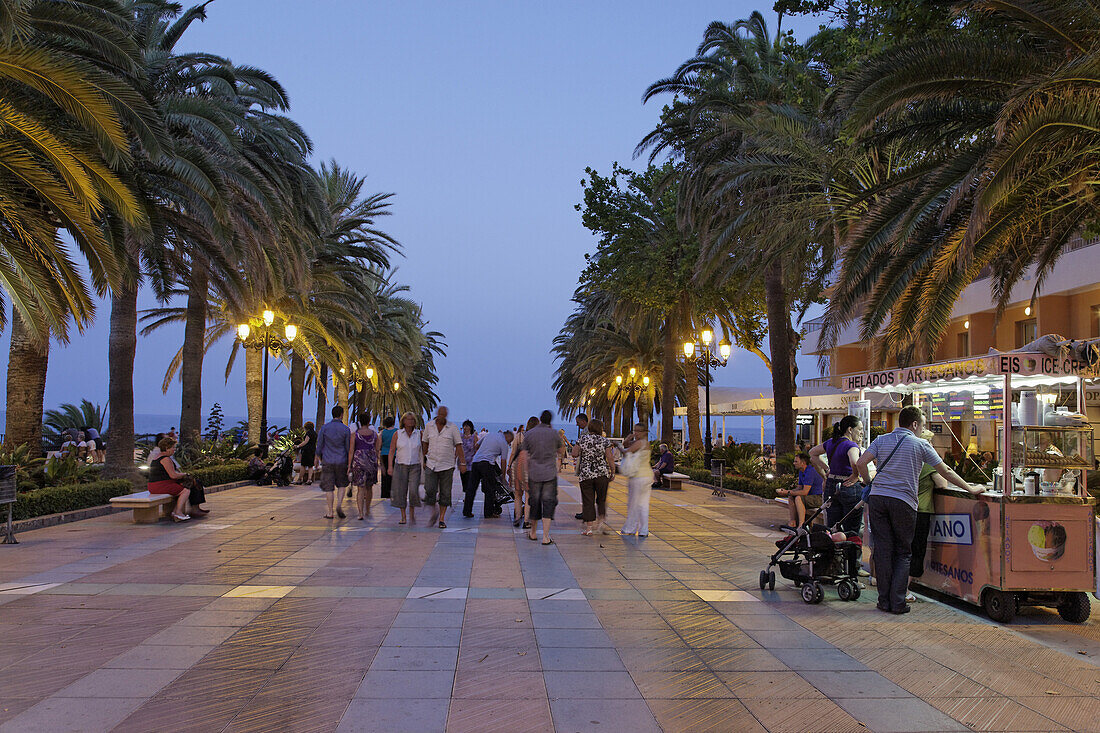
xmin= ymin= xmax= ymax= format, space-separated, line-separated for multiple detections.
xmin=767 ymin=570 xmax=775 ymax=591
xmin=837 ymin=579 xmax=858 ymax=602
xmin=759 ymin=570 xmax=769 ymax=590
xmin=800 ymin=583 xmax=817 ymax=604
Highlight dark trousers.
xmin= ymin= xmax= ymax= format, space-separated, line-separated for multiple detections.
xmin=464 ymin=461 xmax=500 ymax=517
xmin=579 ymin=477 xmax=610 ymax=522
xmin=527 ymin=479 xmax=558 ymax=521
xmin=825 ymin=479 xmax=864 ymax=534
xmin=867 ymin=495 xmax=916 ymax=611
xmin=380 ymin=458 xmax=392 ymax=499
xmin=910 ymin=511 xmax=933 ymax=578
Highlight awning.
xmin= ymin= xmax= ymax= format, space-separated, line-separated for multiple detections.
xmin=673 ymin=386 xmax=902 ymax=417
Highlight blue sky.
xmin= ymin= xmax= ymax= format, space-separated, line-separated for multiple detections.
xmin=1 ymin=1 xmax=825 ymax=427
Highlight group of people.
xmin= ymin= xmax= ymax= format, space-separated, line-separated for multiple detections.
xmin=786 ymin=408 xmax=984 ymax=615
xmin=57 ymin=427 xmax=106 ymax=463
xmin=289 ymin=406 xmax=672 ymax=542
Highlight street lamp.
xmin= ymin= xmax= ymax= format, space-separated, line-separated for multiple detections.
xmin=618 ymin=368 xmax=650 ymax=433
xmin=237 ymin=311 xmax=297 ymax=457
xmin=682 ymin=330 xmax=731 ymax=469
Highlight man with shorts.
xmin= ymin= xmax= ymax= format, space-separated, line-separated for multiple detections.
xmin=316 ymin=405 xmax=351 ymax=519
xmin=421 ymin=406 xmax=465 ymax=528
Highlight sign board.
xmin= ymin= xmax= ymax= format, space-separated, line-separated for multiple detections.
xmin=795 ymin=414 xmax=814 ymax=426
xmin=843 ymin=352 xmax=1100 ymax=392
xmin=849 ymin=401 xmax=871 ymax=449
xmin=0 ymin=466 xmax=15 ymax=505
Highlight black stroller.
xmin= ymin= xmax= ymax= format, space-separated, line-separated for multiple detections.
xmin=258 ymin=448 xmax=294 ymax=486
xmin=758 ymin=497 xmax=865 ymax=604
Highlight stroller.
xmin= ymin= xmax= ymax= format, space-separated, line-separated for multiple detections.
xmin=758 ymin=497 xmax=865 ymax=604
xmin=258 ymin=447 xmax=294 ymax=487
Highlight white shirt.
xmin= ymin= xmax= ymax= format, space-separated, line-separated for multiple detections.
xmin=394 ymin=428 xmax=422 ymax=465
xmin=423 ymin=420 xmax=462 ymax=471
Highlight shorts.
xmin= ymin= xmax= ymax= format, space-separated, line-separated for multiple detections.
xmin=910 ymin=511 xmax=932 ymax=577
xmin=423 ymin=468 xmax=454 ymax=507
xmin=319 ymin=463 xmax=349 ymax=492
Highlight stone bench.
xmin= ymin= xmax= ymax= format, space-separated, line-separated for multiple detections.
xmin=109 ymin=490 xmax=180 ymax=524
xmin=661 ymin=472 xmax=689 ymax=491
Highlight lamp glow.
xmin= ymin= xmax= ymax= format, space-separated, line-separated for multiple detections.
xmin=615 ymin=375 xmax=623 ymax=386
xmin=683 ymin=342 xmax=695 ymax=358
xmin=394 ymin=381 xmax=401 ymax=391
xmin=629 ymin=367 xmax=636 ymax=378
xmin=719 ymin=340 xmax=732 ymax=361
xmin=642 ymin=375 xmax=650 ymax=387
xmin=1024 ymin=305 xmax=1032 ymax=316
xmin=589 ymin=388 xmax=596 ymax=396
xmin=964 ymin=319 xmax=970 ymax=330
xmin=236 ymin=323 xmax=251 ymax=341
xmin=701 ymin=328 xmax=713 ymax=344
xmin=365 ymin=367 xmax=374 ymax=380
xmin=262 ymin=309 xmax=275 ymax=327
xmin=284 ymin=324 xmax=297 ymax=341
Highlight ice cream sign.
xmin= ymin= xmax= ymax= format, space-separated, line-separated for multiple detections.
xmin=930 ymin=514 xmax=973 ymax=545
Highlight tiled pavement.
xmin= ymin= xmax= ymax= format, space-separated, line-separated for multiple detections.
xmin=0 ymin=474 xmax=1096 ymax=732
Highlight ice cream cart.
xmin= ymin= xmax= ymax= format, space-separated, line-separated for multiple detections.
xmin=843 ymin=352 xmax=1097 ymax=623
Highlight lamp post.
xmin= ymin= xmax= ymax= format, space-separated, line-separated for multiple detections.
xmin=392 ymin=381 xmax=401 ymax=422
xmin=349 ymin=362 xmax=375 ymax=422
xmin=236 ymin=309 xmax=297 ymax=458
xmin=682 ymin=329 xmax=731 ymax=470
xmin=616 ymin=368 xmax=650 ymax=435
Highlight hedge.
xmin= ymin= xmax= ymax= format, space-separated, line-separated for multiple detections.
xmin=7 ymin=479 xmax=134 ymax=521
xmin=188 ymin=461 xmax=248 ymax=487
xmin=681 ymin=468 xmax=795 ymax=500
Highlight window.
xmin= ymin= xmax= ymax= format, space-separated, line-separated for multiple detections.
xmin=1092 ymin=305 xmax=1100 ymax=338
xmin=956 ymin=331 xmax=969 ymax=358
xmin=1016 ymin=318 xmax=1037 ymax=348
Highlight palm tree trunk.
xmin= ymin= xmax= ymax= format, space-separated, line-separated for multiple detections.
xmin=765 ymin=259 xmax=796 ymax=457
xmin=104 ymin=283 xmax=138 ymax=482
xmin=686 ymin=377 xmax=701 ymax=454
xmin=5 ymin=310 xmax=49 ymax=451
xmin=246 ymin=347 xmax=262 ymax=444
xmin=178 ymin=263 xmax=207 ymax=446
xmin=661 ymin=320 xmax=676 ymax=445
xmin=315 ymin=364 xmax=328 ymax=427
xmin=289 ymin=355 xmax=305 ymax=429
xmin=336 ymin=375 xmax=349 ymax=424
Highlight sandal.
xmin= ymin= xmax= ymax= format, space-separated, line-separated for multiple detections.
xmin=527 ymin=533 xmax=538 ymax=541
xmin=522 ymin=521 xmax=532 ymax=530
xmin=581 ymin=529 xmax=593 ymax=536
xmin=438 ymin=521 xmax=446 ymax=529
xmin=171 ymin=513 xmax=190 ymax=522
xmin=398 ymin=519 xmax=406 ymax=525
xmin=324 ymin=514 xmax=334 ymax=519
xmin=541 ymin=538 xmax=554 ymax=545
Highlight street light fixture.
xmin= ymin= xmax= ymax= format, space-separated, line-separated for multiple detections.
xmin=236 ymin=311 xmax=297 ymax=457
xmin=682 ymin=329 xmax=731 ymax=469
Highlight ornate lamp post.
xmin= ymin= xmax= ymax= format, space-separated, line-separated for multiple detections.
xmin=349 ymin=362 xmax=375 ymax=421
xmin=236 ymin=309 xmax=297 ymax=457
xmin=616 ymin=368 xmax=650 ymax=434
xmin=682 ymin=329 xmax=731 ymax=469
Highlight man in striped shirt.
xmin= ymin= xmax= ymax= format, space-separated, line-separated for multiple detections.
xmin=855 ymin=406 xmax=982 ymax=614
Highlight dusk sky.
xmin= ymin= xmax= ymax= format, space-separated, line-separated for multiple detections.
xmin=1 ymin=1 xmax=824 ymax=429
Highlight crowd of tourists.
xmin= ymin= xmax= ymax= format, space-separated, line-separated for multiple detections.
xmin=285 ymin=405 xmax=671 ymax=541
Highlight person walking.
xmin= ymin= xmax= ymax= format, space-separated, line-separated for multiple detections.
xmin=422 ymin=406 xmax=465 ymax=529
xmin=510 ymin=417 xmax=538 ymax=528
xmin=523 ymin=411 xmax=564 ymax=545
xmin=294 ymin=422 xmax=318 ymax=485
xmin=316 ymin=406 xmax=352 ymax=519
xmin=620 ymin=423 xmax=653 ymax=537
xmin=379 ymin=416 xmax=397 ymax=499
xmin=557 ymin=428 xmax=571 ymax=470
xmin=388 ymin=412 xmax=423 ymax=525
xmin=459 ymin=420 xmax=479 ymax=508
xmin=573 ymin=418 xmax=616 ymax=536
xmin=855 ymin=406 xmax=983 ymax=614
xmin=573 ymin=413 xmax=590 ymax=521
xmin=809 ymin=416 xmax=865 ymax=533
xmin=465 ymin=430 xmax=513 ymax=518
xmin=348 ymin=421 xmax=380 ymax=520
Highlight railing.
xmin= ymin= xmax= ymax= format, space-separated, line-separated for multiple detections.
xmin=802 ymin=376 xmax=835 ymax=388
xmin=973 ymin=236 xmax=1097 ymax=282
xmin=804 ymin=316 xmax=826 ymax=333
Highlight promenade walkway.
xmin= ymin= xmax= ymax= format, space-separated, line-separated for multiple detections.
xmin=0 ymin=473 xmax=1096 ymax=732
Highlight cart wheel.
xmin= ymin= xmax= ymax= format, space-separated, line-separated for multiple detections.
xmin=982 ymin=589 xmax=1017 ymax=623
xmin=768 ymin=571 xmax=776 ymax=591
xmin=1056 ymin=592 xmax=1091 ymax=623
xmin=813 ymin=583 xmax=825 ymax=604
xmin=850 ymin=584 xmax=861 ymax=600
xmin=837 ymin=579 xmax=855 ymax=602
xmin=800 ymin=583 xmax=817 ymax=604
xmin=759 ymin=570 xmax=769 ymax=590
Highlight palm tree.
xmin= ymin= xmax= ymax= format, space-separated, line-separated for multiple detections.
xmin=822 ymin=0 xmax=1100 ymax=364
xmin=0 ymin=0 xmax=158 ymax=450
xmin=640 ymin=11 xmax=825 ymax=455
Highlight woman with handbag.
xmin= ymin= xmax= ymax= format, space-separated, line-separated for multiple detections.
xmin=147 ymin=437 xmax=208 ymax=521
xmin=620 ymin=424 xmax=653 ymax=537
xmin=809 ymin=415 xmax=866 ymax=534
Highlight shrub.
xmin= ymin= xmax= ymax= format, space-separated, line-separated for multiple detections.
xmin=8 ymin=479 xmax=134 ymax=521
xmin=187 ymin=461 xmax=248 ymax=487
xmin=682 ymin=468 xmax=795 ymax=500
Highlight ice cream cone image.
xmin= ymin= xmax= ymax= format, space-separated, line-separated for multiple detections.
xmin=1027 ymin=521 xmax=1066 ymax=561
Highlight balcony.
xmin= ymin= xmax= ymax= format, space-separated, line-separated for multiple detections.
xmin=802 ymin=376 xmax=836 ymax=388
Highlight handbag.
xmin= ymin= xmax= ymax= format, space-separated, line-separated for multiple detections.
xmin=861 ymin=433 xmax=908 ymax=502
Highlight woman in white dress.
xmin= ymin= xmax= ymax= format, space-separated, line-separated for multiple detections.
xmin=620 ymin=423 xmax=652 ymax=537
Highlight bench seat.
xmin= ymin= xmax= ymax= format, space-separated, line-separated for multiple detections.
xmin=661 ymin=472 xmax=690 ymax=491
xmin=109 ymin=490 xmax=176 ymax=524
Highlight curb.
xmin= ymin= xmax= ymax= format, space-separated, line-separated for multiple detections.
xmin=10 ymin=480 xmax=254 ymax=533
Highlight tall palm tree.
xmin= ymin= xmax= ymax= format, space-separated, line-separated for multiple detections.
xmin=640 ymin=11 xmax=825 ymax=455
xmin=0 ymin=0 xmax=158 ymax=450
xmin=823 ymin=0 xmax=1100 ymax=364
